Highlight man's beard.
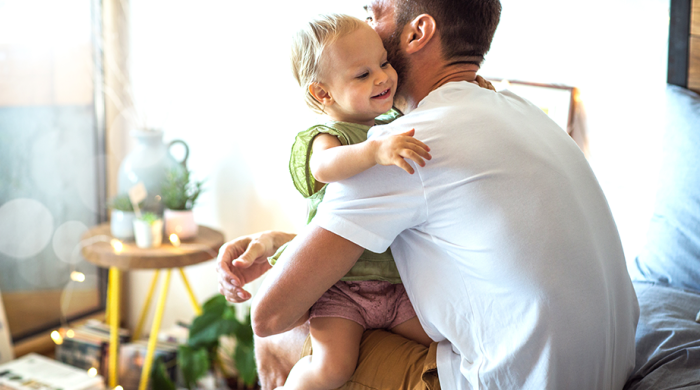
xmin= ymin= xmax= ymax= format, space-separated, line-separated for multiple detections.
xmin=384 ymin=30 xmax=410 ymax=100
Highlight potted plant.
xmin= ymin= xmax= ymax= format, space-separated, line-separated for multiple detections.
xmin=108 ymin=194 xmax=138 ymax=240
xmin=152 ymin=295 xmax=258 ymax=389
xmin=133 ymin=212 xmax=163 ymax=248
xmin=161 ymin=169 xmax=204 ymax=240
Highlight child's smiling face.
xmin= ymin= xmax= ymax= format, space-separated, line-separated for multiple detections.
xmin=315 ymin=23 xmax=397 ymax=126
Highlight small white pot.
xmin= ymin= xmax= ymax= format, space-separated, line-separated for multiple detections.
xmin=164 ymin=209 xmax=198 ymax=240
xmin=133 ymin=218 xmax=163 ymax=248
xmin=110 ymin=210 xmax=135 ymax=240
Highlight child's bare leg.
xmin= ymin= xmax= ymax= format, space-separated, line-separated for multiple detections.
xmin=280 ymin=317 xmax=364 ymax=390
xmin=391 ymin=317 xmax=433 ymax=347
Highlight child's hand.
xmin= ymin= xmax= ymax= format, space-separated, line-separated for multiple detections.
xmin=374 ymin=129 xmax=431 ymax=174
xmin=473 ymin=75 xmax=496 ymax=91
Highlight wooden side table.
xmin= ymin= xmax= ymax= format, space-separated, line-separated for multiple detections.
xmin=81 ymin=223 xmax=224 ymax=390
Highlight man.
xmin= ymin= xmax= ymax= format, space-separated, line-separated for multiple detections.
xmin=218 ymin=0 xmax=640 ymax=388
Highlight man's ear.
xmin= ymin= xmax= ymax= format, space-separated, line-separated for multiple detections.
xmin=309 ymin=83 xmax=334 ymax=106
xmin=403 ymin=14 xmax=436 ymax=55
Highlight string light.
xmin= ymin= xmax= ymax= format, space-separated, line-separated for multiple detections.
xmin=87 ymin=367 xmax=98 ymax=377
xmin=70 ymin=271 xmax=86 ymax=282
xmin=51 ymin=330 xmax=63 ymax=345
xmin=110 ymin=239 xmax=123 ymax=253
xmin=66 ymin=329 xmax=75 ymax=338
xmin=169 ymin=234 xmax=181 ymax=247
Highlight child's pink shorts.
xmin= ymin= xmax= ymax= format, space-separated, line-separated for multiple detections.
xmin=309 ymin=280 xmax=417 ymax=330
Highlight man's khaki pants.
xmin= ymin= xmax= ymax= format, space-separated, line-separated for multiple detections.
xmin=301 ymin=329 xmax=441 ymax=390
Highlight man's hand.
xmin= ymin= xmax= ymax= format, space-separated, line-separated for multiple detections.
xmin=373 ymin=129 xmax=431 ymax=175
xmin=217 ymin=231 xmax=295 ymax=303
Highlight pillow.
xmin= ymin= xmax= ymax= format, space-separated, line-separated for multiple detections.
xmin=632 ymin=85 xmax=700 ymax=292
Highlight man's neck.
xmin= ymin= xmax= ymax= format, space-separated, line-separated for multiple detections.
xmin=399 ymin=61 xmax=480 ymax=113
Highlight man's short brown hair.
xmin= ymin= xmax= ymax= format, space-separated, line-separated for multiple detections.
xmin=395 ymin=0 xmax=501 ymax=62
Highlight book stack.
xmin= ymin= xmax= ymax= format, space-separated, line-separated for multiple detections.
xmin=55 ymin=320 xmax=130 ymax=383
xmin=118 ymin=340 xmax=178 ymax=390
xmin=0 ymin=353 xmax=105 ymax=390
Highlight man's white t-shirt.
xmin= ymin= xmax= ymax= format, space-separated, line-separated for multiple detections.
xmin=314 ymin=81 xmax=639 ymax=389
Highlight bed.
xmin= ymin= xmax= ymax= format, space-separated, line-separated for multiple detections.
xmin=621 ymin=85 xmax=700 ymax=389
xmin=619 ymin=2 xmax=700 ymax=387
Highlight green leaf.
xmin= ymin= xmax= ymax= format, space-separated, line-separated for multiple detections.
xmin=151 ymin=357 xmax=176 ymax=390
xmin=188 ymin=297 xmax=237 ymax=347
xmin=234 ymin=315 xmax=254 ymax=348
xmin=188 ymin=309 xmax=241 ymax=348
xmin=161 ymin=169 xmax=206 ymax=210
xmin=188 ymin=311 xmax=224 ymax=348
xmin=107 ymin=193 xmax=137 ymax=211
xmin=234 ymin=342 xmax=257 ymax=386
xmin=202 ymin=294 xmax=228 ymax=313
xmin=233 ymin=312 xmax=257 ymax=386
xmin=178 ymin=345 xmax=210 ymax=389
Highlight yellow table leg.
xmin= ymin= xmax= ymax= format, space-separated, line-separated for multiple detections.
xmin=132 ymin=270 xmax=161 ymax=341
xmin=108 ymin=267 xmax=121 ymax=389
xmin=138 ymin=269 xmax=172 ymax=390
xmin=105 ymin=277 xmax=111 ymax=324
xmin=178 ymin=268 xmax=202 ymax=316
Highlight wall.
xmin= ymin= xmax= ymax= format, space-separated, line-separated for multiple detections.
xmin=482 ymin=0 xmax=670 ymax=269
xmin=123 ymin=0 xmax=670 ymax=331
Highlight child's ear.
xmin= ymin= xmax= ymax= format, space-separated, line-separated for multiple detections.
xmin=309 ymin=83 xmax=334 ymax=106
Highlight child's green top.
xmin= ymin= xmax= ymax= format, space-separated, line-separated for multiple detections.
xmin=268 ymin=110 xmax=402 ymax=284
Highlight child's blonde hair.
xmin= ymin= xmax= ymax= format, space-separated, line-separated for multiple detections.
xmin=291 ymin=14 xmax=364 ymax=114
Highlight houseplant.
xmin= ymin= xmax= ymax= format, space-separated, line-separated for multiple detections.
xmin=108 ymin=194 xmax=138 ymax=240
xmin=161 ymin=169 xmax=204 ymax=240
xmin=133 ymin=212 xmax=163 ymax=248
xmin=153 ymin=294 xmax=257 ymax=389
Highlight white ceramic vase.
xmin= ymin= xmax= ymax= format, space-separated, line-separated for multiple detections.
xmin=117 ymin=129 xmax=189 ymax=210
xmin=133 ymin=218 xmax=163 ymax=248
xmin=164 ymin=209 xmax=198 ymax=240
xmin=110 ymin=210 xmax=136 ymax=240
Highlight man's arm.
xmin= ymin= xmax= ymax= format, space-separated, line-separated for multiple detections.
xmin=251 ymin=223 xmax=365 ymax=337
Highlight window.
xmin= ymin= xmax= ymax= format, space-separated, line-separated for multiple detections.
xmin=0 ymin=0 xmax=106 ymax=343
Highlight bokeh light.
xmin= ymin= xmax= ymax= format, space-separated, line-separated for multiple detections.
xmin=70 ymin=271 xmax=86 ymax=282
xmin=0 ymin=198 xmax=54 ymax=259
xmin=110 ymin=239 xmax=124 ymax=253
xmin=52 ymin=220 xmax=88 ymax=264
xmin=50 ymin=330 xmax=63 ymax=345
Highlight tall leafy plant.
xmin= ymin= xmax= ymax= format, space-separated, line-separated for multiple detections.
xmin=154 ymin=295 xmax=257 ymax=389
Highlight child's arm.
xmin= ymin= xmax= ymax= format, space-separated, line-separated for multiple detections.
xmin=309 ymin=129 xmax=431 ymax=184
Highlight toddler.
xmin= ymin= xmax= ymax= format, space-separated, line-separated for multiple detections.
xmin=271 ymin=14 xmax=433 ymax=390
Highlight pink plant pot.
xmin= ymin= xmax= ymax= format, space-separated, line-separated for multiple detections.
xmin=164 ymin=209 xmax=198 ymax=240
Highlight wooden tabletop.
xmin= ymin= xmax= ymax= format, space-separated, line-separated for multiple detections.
xmin=81 ymin=223 xmax=225 ymax=270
